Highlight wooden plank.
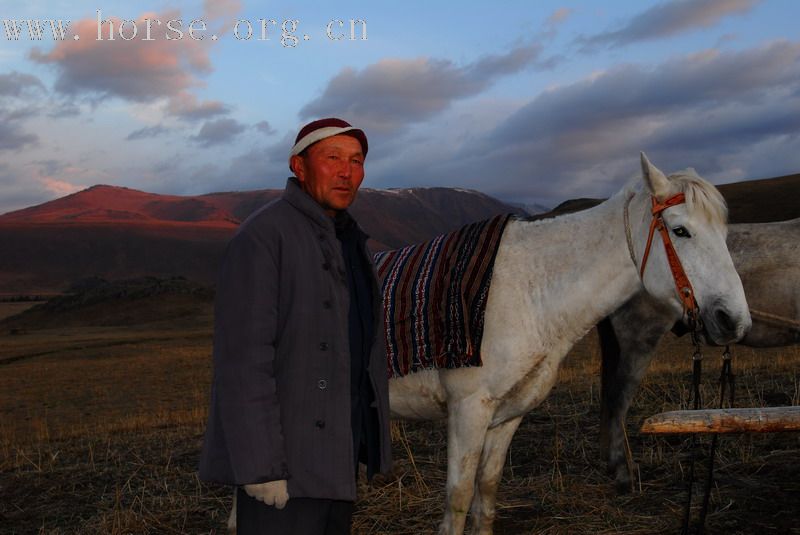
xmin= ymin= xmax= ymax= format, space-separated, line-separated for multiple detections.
xmin=640 ymin=406 xmax=800 ymax=435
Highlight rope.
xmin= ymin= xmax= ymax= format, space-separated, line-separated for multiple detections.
xmin=623 ymin=191 xmax=638 ymax=269
xmin=749 ymin=308 xmax=800 ymax=331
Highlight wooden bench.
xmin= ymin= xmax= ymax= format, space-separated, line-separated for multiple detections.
xmin=641 ymin=406 xmax=800 ymax=434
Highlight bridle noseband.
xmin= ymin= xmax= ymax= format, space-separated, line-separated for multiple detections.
xmin=625 ymin=191 xmax=701 ymax=325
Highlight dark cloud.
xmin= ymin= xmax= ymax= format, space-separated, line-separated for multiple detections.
xmin=0 ymin=71 xmax=46 ymax=149
xmin=166 ymin=92 xmax=229 ymax=121
xmin=255 ymin=120 xmax=275 ymax=135
xmin=299 ymin=43 xmax=548 ymax=136
xmin=32 ymin=159 xmax=68 ymax=177
xmin=0 ymin=119 xmax=38 ymax=151
xmin=0 ymin=71 xmax=46 ymax=97
xmin=578 ymin=0 xmax=760 ymax=50
xmin=47 ymin=101 xmax=81 ymax=118
xmin=191 ymin=117 xmax=247 ymax=147
xmin=381 ymin=40 xmax=800 ymax=206
xmin=127 ymin=124 xmax=170 ymax=141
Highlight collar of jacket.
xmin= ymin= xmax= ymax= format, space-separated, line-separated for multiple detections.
xmin=283 ymin=176 xmax=342 ymax=232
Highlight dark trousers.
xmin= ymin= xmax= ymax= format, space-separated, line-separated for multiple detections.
xmin=236 ymin=486 xmax=354 ymax=535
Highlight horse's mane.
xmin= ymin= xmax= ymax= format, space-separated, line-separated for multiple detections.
xmin=667 ymin=168 xmax=728 ymax=226
xmin=514 ymin=167 xmax=728 ymax=226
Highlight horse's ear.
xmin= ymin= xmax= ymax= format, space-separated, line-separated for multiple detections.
xmin=640 ymin=152 xmax=673 ymax=201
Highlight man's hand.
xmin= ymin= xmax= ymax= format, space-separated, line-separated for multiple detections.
xmin=244 ymin=480 xmax=289 ymax=509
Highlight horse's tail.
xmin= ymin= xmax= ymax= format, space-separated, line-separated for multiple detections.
xmin=597 ymin=316 xmax=621 ymax=457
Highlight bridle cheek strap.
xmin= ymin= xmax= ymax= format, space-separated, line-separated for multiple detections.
xmin=639 ymin=193 xmax=700 ymax=318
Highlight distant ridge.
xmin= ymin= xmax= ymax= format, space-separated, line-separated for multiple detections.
xmin=0 ymin=184 xmax=242 ymax=226
xmin=715 ymin=173 xmax=800 ymax=223
xmin=0 ymin=172 xmax=796 ymax=295
xmin=0 ymin=184 xmax=521 ymax=294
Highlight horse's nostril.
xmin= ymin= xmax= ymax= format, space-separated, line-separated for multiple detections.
xmin=715 ymin=308 xmax=736 ymax=333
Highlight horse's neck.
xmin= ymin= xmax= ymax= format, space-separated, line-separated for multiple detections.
xmin=508 ymin=192 xmax=644 ymax=346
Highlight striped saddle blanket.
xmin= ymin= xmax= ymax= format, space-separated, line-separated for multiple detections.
xmin=373 ymin=214 xmax=512 ymax=378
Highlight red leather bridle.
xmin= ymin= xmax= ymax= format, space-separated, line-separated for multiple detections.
xmin=638 ymin=192 xmax=701 ymax=324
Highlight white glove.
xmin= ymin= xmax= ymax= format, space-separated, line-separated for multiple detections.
xmin=244 ymin=480 xmax=289 ymax=509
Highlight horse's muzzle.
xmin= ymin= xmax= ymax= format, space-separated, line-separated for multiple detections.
xmin=701 ymin=302 xmax=752 ymax=345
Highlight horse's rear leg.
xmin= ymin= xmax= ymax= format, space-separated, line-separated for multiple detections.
xmin=440 ymin=397 xmax=494 ymax=535
xmin=599 ymin=310 xmax=665 ymax=493
xmin=469 ymin=416 xmax=522 ymax=535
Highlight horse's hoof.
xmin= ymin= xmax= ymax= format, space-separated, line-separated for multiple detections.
xmin=613 ymin=465 xmax=633 ymax=495
xmin=614 ymin=477 xmax=632 ymax=495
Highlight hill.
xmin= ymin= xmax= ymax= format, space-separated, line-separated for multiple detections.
xmin=0 ymin=185 xmax=520 ymax=294
xmin=0 ymin=171 xmax=797 ymax=296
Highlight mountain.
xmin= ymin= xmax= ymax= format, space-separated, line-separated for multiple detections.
xmin=0 ymin=184 xmax=521 ymax=294
xmin=1 ymin=171 xmax=797 ymax=296
xmin=519 ymin=174 xmax=800 ymax=224
xmin=0 ymin=184 xmax=242 ymax=226
xmin=715 ymin=173 xmax=800 ymax=223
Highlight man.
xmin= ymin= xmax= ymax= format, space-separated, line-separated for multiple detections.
xmin=199 ymin=118 xmax=392 ymax=534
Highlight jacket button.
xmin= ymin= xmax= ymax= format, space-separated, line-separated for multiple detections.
xmin=317 ymin=233 xmax=325 ymax=241
xmin=317 ymin=379 xmax=327 ymax=390
xmin=319 ymin=342 xmax=329 ymax=351
xmin=323 ymin=300 xmax=332 ymax=309
xmin=322 ymin=262 xmax=330 ymax=271
xmin=315 ymin=419 xmax=326 ymax=428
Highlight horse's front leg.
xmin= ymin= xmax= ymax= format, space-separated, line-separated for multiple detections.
xmin=440 ymin=395 xmax=494 ymax=535
xmin=469 ymin=416 xmax=523 ymax=535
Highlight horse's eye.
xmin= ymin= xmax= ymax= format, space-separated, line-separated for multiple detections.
xmin=672 ymin=226 xmax=691 ymax=238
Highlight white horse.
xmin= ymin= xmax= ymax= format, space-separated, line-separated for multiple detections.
xmin=388 ymin=153 xmax=750 ymax=534
xmin=599 ymin=217 xmax=800 ymax=493
xmin=227 ymin=154 xmax=751 ymax=534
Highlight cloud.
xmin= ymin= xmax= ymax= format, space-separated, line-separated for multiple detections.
xmin=191 ymin=117 xmax=247 ymax=147
xmin=165 ymin=91 xmax=229 ymax=121
xmin=30 ymin=10 xmax=211 ymax=103
xmin=47 ymin=101 xmax=81 ymax=118
xmin=299 ymin=43 xmax=549 ymax=136
xmin=25 ymin=8 xmax=236 ymax=126
xmin=0 ymin=121 xmax=37 ymax=151
xmin=384 ymin=40 xmax=800 ymax=206
xmin=578 ymin=0 xmax=760 ymax=50
xmin=203 ymin=0 xmax=242 ymax=32
xmin=32 ymin=159 xmax=69 ymax=177
xmin=255 ymin=121 xmax=275 ymax=135
xmin=0 ymin=71 xmax=45 ymax=97
xmin=41 ymin=177 xmax=83 ymax=197
xmin=126 ymin=124 xmax=170 ymax=141
xmin=0 ymin=71 xmax=47 ymax=150
xmin=548 ymin=8 xmax=573 ymax=25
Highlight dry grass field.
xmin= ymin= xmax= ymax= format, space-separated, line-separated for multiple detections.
xmin=1 ymin=298 xmax=798 ymax=534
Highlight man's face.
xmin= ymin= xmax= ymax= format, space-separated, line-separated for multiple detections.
xmin=291 ymin=134 xmax=365 ymax=216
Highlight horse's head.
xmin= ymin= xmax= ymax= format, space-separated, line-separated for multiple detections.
xmin=629 ymin=153 xmax=751 ymax=345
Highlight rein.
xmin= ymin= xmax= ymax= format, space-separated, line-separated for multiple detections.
xmin=625 ymin=191 xmax=701 ymax=325
xmin=626 ymin=190 xmax=733 ymax=534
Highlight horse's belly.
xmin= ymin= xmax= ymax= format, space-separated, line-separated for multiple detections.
xmin=389 ymin=370 xmax=448 ymax=420
xmin=491 ymin=353 xmax=561 ymax=424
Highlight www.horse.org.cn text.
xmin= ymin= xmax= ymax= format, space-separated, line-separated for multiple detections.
xmin=1 ymin=9 xmax=368 ymax=47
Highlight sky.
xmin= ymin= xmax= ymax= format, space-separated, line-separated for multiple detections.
xmin=0 ymin=0 xmax=799 ymax=214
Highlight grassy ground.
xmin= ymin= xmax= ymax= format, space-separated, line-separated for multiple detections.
xmin=1 ymin=310 xmax=798 ymax=534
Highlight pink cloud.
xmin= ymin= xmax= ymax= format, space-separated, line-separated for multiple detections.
xmin=30 ymin=9 xmax=214 ymax=103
